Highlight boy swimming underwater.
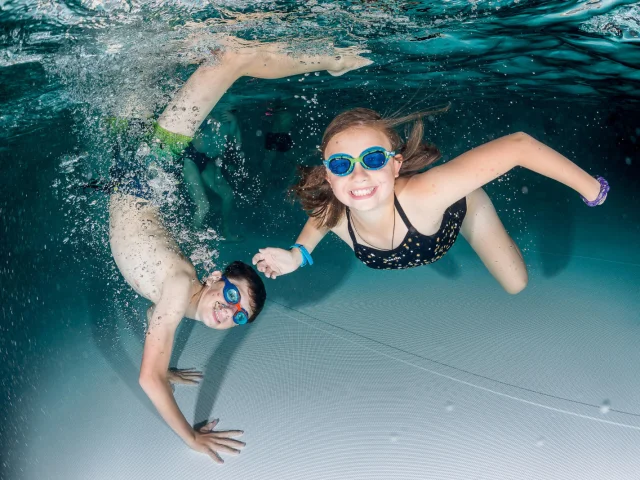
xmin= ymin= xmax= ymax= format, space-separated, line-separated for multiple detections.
xmin=108 ymin=35 xmax=372 ymax=463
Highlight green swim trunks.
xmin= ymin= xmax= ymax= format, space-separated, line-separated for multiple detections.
xmin=106 ymin=118 xmax=193 ymax=201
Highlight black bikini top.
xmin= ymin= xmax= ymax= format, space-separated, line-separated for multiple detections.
xmin=346 ymin=194 xmax=467 ymax=270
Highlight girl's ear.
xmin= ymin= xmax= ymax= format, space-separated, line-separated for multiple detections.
xmin=324 ymin=166 xmax=334 ymax=186
xmin=393 ymin=154 xmax=404 ymax=178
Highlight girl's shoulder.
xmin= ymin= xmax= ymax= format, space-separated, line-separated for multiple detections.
xmin=397 ymin=170 xmax=449 ymax=217
xmin=398 ymin=169 xmax=438 ymax=198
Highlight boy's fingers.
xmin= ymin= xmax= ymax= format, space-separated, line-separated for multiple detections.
xmin=208 ymin=441 xmax=241 ymax=455
xmin=210 ymin=429 xmax=244 ymax=437
xmin=207 ymin=450 xmax=223 ymax=464
xmin=201 ymin=419 xmax=219 ymax=432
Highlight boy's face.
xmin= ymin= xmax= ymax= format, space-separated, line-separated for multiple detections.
xmin=197 ymin=271 xmax=254 ymax=330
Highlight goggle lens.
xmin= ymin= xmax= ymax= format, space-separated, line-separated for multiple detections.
xmin=224 ymin=285 xmax=240 ymax=304
xmin=329 ymin=157 xmax=352 ymax=175
xmin=234 ymin=310 xmax=249 ymax=325
xmin=363 ymin=150 xmax=387 ymax=169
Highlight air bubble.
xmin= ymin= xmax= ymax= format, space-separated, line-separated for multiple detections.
xmin=256 ymin=130 xmax=262 ymax=137
xmin=136 ymin=143 xmax=150 ymax=158
xmin=600 ymin=399 xmax=611 ymax=414
xmin=535 ymin=437 xmax=545 ymax=447
xmin=445 ymin=401 xmax=454 ymax=412
xmin=521 ymin=186 xmax=528 ymax=194
xmin=389 ymin=433 xmax=399 ymax=443
xmin=625 ymin=157 xmax=632 ymax=165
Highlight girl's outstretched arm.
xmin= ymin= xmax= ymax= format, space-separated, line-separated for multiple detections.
xmin=413 ymin=132 xmax=604 ymax=211
xmin=253 ymin=217 xmax=329 ymax=279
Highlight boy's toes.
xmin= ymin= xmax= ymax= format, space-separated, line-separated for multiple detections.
xmin=327 ymin=46 xmax=373 ymax=76
xmin=327 ymin=56 xmax=373 ymax=76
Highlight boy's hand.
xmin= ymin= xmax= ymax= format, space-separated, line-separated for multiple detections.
xmin=252 ymin=247 xmax=301 ymax=279
xmin=190 ymin=419 xmax=245 ymax=464
xmin=167 ymin=368 xmax=203 ymax=385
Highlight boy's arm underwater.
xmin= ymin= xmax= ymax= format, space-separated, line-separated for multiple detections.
xmin=139 ymin=275 xmax=244 ymax=463
xmin=413 ymin=132 xmax=604 ymax=212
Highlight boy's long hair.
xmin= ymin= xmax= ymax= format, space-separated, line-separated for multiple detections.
xmin=289 ymin=106 xmax=449 ymax=229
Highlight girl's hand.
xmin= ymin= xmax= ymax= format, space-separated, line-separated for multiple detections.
xmin=189 ymin=419 xmax=245 ymax=464
xmin=252 ymin=247 xmax=302 ymax=279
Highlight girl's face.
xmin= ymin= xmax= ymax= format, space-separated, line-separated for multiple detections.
xmin=324 ymin=126 xmax=402 ymax=212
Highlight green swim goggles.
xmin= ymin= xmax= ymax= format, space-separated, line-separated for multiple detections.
xmin=323 ymin=146 xmax=396 ymax=176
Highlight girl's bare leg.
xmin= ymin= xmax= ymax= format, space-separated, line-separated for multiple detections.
xmin=460 ymin=188 xmax=528 ymax=294
xmin=158 ymin=37 xmax=372 ymax=137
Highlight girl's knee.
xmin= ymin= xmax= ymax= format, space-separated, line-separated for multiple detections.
xmin=504 ymin=269 xmax=528 ymax=295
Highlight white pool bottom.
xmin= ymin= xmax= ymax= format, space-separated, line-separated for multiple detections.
xmin=24 ymin=241 xmax=640 ymax=480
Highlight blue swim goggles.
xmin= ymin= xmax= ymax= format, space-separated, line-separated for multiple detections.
xmin=221 ymin=275 xmax=249 ymax=325
xmin=323 ymin=146 xmax=396 ymax=176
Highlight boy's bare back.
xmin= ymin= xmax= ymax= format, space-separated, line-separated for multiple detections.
xmin=109 ymin=193 xmax=196 ymax=305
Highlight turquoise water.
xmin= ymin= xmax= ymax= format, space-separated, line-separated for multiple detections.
xmin=1 ymin=1 xmax=640 ymax=478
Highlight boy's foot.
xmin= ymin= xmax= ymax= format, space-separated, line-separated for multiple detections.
xmin=326 ymin=46 xmax=373 ymax=76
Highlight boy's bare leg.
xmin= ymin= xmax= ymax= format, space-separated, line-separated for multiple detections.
xmin=201 ymin=162 xmax=242 ymax=242
xmin=183 ymin=158 xmax=211 ymax=229
xmin=158 ymin=37 xmax=372 ymax=137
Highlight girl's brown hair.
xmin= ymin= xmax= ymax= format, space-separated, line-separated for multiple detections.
xmin=289 ymin=105 xmax=449 ymax=229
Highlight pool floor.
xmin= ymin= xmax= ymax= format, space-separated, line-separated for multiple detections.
xmin=21 ymin=236 xmax=640 ymax=480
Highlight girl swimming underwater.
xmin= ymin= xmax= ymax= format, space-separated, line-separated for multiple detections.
xmin=252 ymin=107 xmax=608 ymax=293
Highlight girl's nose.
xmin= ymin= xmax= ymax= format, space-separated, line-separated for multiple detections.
xmin=351 ymin=163 xmax=369 ymax=181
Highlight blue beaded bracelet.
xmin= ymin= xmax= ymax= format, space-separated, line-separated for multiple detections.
xmin=290 ymin=243 xmax=314 ymax=267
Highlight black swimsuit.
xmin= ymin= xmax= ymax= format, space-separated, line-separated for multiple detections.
xmin=346 ymin=195 xmax=467 ymax=270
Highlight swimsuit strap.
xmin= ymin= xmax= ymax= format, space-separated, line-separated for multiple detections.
xmin=345 ymin=207 xmax=359 ymax=246
xmin=393 ymin=194 xmax=414 ymax=231
xmin=347 ymin=195 xmax=406 ymax=247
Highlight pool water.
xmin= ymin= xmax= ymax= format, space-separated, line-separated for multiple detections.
xmin=1 ymin=1 xmax=639 ymax=479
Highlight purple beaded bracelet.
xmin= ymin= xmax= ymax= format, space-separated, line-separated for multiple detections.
xmin=581 ymin=176 xmax=609 ymax=207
